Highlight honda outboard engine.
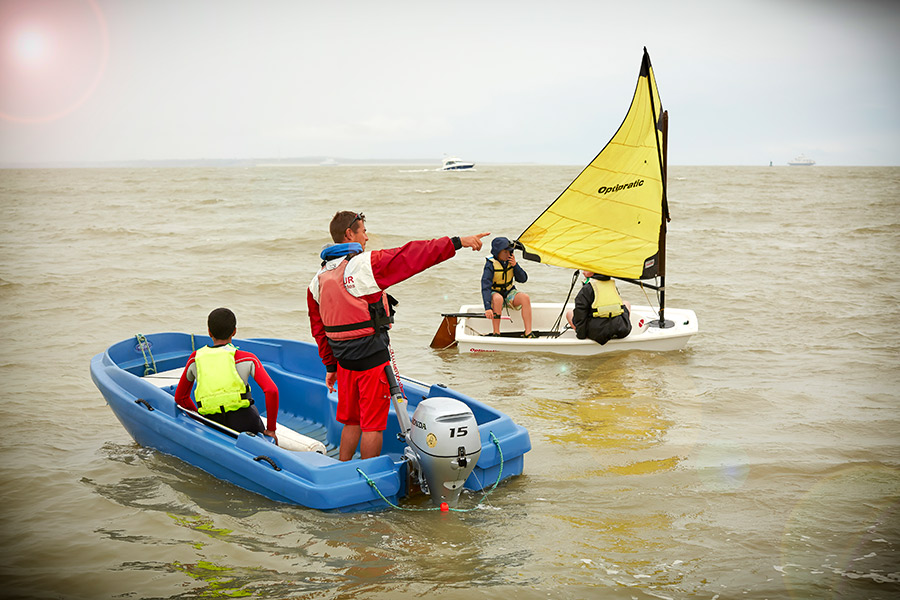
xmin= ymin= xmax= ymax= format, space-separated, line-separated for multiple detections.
xmin=407 ymin=397 xmax=481 ymax=507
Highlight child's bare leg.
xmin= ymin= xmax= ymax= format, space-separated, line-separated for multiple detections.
xmin=514 ymin=293 xmax=532 ymax=334
xmin=491 ymin=293 xmax=503 ymax=334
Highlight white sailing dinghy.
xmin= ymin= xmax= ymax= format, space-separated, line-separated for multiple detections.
xmin=448 ymin=48 xmax=697 ymax=356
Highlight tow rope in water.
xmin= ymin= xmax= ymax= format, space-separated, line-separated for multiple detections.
xmin=356 ymin=431 xmax=505 ymax=513
xmin=135 ymin=333 xmax=157 ymax=376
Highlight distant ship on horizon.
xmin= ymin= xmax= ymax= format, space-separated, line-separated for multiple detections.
xmin=788 ymin=154 xmax=815 ymax=166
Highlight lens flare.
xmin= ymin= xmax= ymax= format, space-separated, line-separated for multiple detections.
xmin=0 ymin=0 xmax=109 ymax=123
xmin=14 ymin=29 xmax=48 ymax=63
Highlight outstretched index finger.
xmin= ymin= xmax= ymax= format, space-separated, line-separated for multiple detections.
xmin=461 ymin=232 xmax=490 ymax=251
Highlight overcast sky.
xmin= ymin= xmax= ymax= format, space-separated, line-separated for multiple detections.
xmin=1 ymin=0 xmax=898 ymax=166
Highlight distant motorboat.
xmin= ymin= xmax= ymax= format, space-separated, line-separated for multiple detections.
xmin=441 ymin=156 xmax=475 ymax=170
xmin=788 ymin=154 xmax=815 ymax=166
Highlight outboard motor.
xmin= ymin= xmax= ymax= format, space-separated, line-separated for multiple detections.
xmin=384 ymin=366 xmax=480 ymax=507
xmin=408 ymin=397 xmax=481 ymax=507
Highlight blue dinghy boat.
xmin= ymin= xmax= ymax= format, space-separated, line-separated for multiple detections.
xmin=90 ymin=333 xmax=531 ymax=512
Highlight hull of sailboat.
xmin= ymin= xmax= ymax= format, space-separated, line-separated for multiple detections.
xmin=454 ymin=303 xmax=697 ymax=356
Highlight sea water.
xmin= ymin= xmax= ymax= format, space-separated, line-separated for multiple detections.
xmin=0 ymin=165 xmax=898 ymax=599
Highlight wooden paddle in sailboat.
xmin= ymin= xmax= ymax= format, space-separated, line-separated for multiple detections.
xmin=429 ymin=313 xmax=510 ymax=349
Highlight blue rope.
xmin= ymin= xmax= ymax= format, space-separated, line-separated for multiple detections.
xmin=356 ymin=431 xmax=505 ymax=512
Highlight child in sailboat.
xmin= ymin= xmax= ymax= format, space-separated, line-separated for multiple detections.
xmin=566 ymin=271 xmax=632 ymax=345
xmin=482 ymin=237 xmax=535 ymax=338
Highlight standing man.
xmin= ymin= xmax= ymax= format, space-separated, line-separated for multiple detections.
xmin=308 ymin=211 xmax=488 ymax=461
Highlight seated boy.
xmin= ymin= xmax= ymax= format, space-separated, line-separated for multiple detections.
xmin=481 ymin=237 xmax=534 ymax=338
xmin=566 ymin=271 xmax=632 ymax=345
xmin=174 ymin=307 xmax=279 ymax=444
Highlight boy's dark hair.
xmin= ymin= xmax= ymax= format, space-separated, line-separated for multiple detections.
xmin=208 ymin=307 xmax=236 ymax=340
xmin=330 ymin=211 xmax=364 ymax=243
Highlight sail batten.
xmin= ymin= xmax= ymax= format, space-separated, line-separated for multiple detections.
xmin=518 ymin=48 xmax=666 ymax=280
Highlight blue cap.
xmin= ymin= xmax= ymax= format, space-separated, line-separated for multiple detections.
xmin=491 ymin=237 xmax=514 ymax=258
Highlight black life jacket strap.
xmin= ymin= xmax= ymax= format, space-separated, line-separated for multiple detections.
xmin=324 ymin=318 xmax=376 ymax=333
xmin=324 ymin=295 xmax=396 ymax=334
xmin=492 ymin=282 xmax=513 ymax=296
xmin=196 ymin=386 xmax=253 ymax=414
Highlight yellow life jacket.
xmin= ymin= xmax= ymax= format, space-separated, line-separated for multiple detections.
xmin=194 ymin=344 xmax=251 ymax=415
xmin=589 ymin=278 xmax=624 ymax=318
xmin=489 ymin=258 xmax=515 ymax=296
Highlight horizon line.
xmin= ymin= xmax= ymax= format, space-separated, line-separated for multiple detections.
xmin=1 ymin=157 xmax=894 ymax=169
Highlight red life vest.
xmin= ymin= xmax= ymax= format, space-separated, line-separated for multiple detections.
xmin=317 ymin=258 xmax=391 ymax=340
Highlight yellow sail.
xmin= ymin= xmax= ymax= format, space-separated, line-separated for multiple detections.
xmin=518 ymin=48 xmax=667 ymax=280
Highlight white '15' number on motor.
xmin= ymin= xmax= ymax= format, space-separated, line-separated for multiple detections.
xmin=449 ymin=426 xmax=468 ymax=438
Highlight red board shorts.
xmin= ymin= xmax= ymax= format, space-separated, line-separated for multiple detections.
xmin=336 ymin=361 xmax=391 ymax=432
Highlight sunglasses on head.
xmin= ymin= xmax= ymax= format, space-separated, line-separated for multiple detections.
xmin=348 ymin=212 xmax=365 ymax=229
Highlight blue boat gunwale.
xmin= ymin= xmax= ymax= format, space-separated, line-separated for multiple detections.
xmin=91 ymin=333 xmax=530 ymax=511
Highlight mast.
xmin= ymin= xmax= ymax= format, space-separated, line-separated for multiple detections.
xmin=657 ymin=109 xmax=670 ymax=328
xmin=645 ymin=49 xmax=671 ymax=328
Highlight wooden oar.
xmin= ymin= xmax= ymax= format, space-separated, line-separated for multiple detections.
xmin=429 ymin=313 xmax=510 ymax=349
